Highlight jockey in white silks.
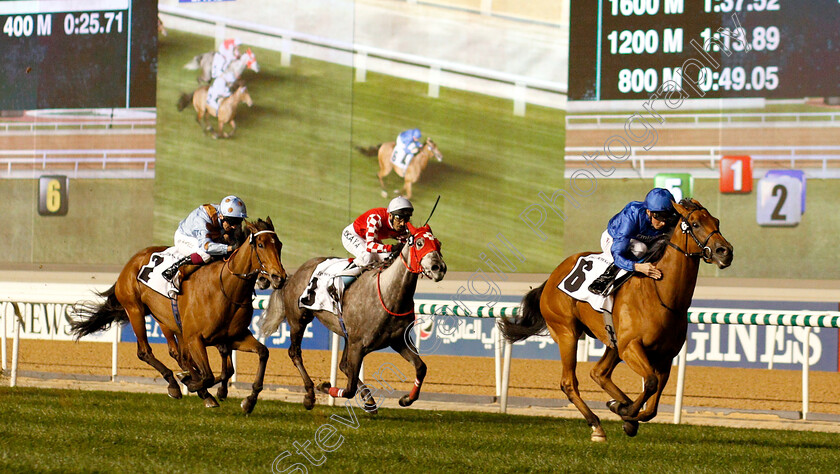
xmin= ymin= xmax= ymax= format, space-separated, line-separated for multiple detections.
xmin=391 ymin=128 xmax=422 ymax=169
xmin=162 ymin=195 xmax=248 ymax=281
xmin=210 ymin=38 xmax=242 ymax=80
xmin=206 ymin=71 xmax=237 ymax=113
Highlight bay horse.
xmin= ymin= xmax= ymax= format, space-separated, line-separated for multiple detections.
xmin=499 ymin=199 xmax=733 ymax=442
xmin=356 ymin=139 xmax=443 ymax=199
xmin=183 ymin=48 xmax=260 ymax=84
xmin=177 ymin=84 xmax=253 ymax=139
xmin=260 ymin=222 xmax=446 ymax=411
xmin=70 ymin=218 xmax=287 ymax=413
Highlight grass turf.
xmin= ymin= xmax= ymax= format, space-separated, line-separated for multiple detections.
xmin=1 ymin=386 xmax=839 ymax=472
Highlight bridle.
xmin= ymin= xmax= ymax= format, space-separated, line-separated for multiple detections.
xmin=220 ymin=229 xmax=279 ymax=306
xmin=376 ymin=226 xmax=441 ymax=317
xmin=666 ymin=207 xmax=721 ymax=264
xmin=655 ymin=206 xmax=721 ymax=312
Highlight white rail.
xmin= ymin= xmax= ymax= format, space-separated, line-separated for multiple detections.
xmin=566 ymin=112 xmax=840 ymax=129
xmin=0 ymin=149 xmax=155 ymax=179
xmin=0 ymin=121 xmax=156 ymax=133
xmin=564 ymin=145 xmax=840 ymax=179
xmin=158 ymin=4 xmax=567 ymax=115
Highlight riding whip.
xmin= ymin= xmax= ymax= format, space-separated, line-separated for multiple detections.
xmin=423 ymin=195 xmax=441 ymax=226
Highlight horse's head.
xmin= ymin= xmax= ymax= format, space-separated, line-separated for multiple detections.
xmin=244 ymin=217 xmax=287 ymax=289
xmin=235 ymin=85 xmax=253 ymax=107
xmin=404 ymin=222 xmax=446 ymax=281
xmin=244 ymin=48 xmax=260 ymax=73
xmin=426 ymin=138 xmax=443 ymax=162
xmin=673 ymin=199 xmax=733 ymax=269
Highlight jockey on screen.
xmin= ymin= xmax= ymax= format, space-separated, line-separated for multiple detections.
xmin=162 ymin=195 xmax=248 ymax=282
xmin=588 ymin=187 xmax=677 ymax=296
xmin=210 ymin=38 xmax=242 ymax=80
xmin=342 ymin=196 xmax=414 ymax=271
xmin=392 ymin=128 xmax=422 ymax=168
xmin=206 ymin=71 xmax=236 ymax=113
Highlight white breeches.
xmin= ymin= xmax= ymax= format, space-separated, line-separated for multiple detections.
xmin=599 ymin=230 xmax=647 ymax=263
xmin=174 ymin=230 xmax=212 ymax=263
xmin=341 ymin=224 xmax=390 ymax=268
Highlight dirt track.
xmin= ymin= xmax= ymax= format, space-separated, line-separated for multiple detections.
xmin=8 ymin=339 xmax=840 ymax=418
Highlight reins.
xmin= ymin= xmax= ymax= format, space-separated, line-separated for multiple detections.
xmin=375 ymin=230 xmax=432 ymax=317
xmin=654 ymin=206 xmax=721 ymax=312
xmin=219 ymin=229 xmax=278 ymax=307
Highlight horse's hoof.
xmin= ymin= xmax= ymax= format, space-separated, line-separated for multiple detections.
xmin=204 ymin=396 xmax=220 ymax=408
xmin=380 ymin=190 xmax=388 ymax=199
xmin=606 ymin=399 xmax=622 ymax=415
xmin=316 ymin=382 xmax=331 ymax=394
xmin=398 ymin=395 xmax=413 ymax=407
xmin=241 ymin=397 xmax=256 ymax=414
xmin=363 ymin=403 xmax=378 ymax=415
xmin=590 ymin=426 xmax=607 ymax=443
xmin=623 ymin=421 xmax=639 ymax=437
xmin=303 ymin=396 xmax=315 ymax=410
xmin=168 ymin=385 xmax=183 ymax=399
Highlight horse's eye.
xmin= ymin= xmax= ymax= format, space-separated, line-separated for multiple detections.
xmin=258 ymin=243 xmax=264 ymax=248
xmin=692 ymin=222 xmax=700 ymax=229
xmin=416 ymin=238 xmax=425 ymax=249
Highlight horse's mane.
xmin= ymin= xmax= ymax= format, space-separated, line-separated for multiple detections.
xmin=227 ymin=218 xmax=274 ymax=246
xmin=646 ymin=198 xmax=701 ymax=263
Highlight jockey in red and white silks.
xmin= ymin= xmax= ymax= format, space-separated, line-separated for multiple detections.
xmin=342 ymin=197 xmax=413 ymax=268
xmin=210 ymin=38 xmax=242 ymax=80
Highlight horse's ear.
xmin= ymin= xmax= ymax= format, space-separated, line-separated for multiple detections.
xmin=406 ymin=222 xmax=417 ymax=234
xmin=265 ymin=216 xmax=273 ymax=229
xmin=689 ymin=198 xmax=702 ymax=208
xmin=673 ymin=200 xmax=688 ymax=216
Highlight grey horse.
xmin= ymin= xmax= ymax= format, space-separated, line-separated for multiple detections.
xmin=260 ymin=223 xmax=446 ymax=410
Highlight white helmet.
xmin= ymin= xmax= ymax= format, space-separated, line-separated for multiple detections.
xmin=220 ymin=195 xmax=247 ymax=218
xmin=387 ymin=196 xmax=413 ymax=218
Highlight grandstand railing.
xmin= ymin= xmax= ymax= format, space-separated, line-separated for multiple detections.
xmin=564 ymin=145 xmax=840 ymax=179
xmin=0 ymin=149 xmax=155 ymax=179
xmin=566 ymin=112 xmax=840 ymax=129
xmin=158 ymin=4 xmax=567 ymax=115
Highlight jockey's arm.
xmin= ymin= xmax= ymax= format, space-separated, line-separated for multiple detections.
xmin=363 ymin=214 xmax=392 ymax=253
xmin=609 ymin=237 xmax=638 ymax=273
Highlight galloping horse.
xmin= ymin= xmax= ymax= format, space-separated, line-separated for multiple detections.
xmin=356 ymin=139 xmax=443 ymax=199
xmin=183 ymin=48 xmax=260 ymax=84
xmin=500 ymin=199 xmax=733 ymax=442
xmin=177 ymin=84 xmax=253 ymax=139
xmin=260 ymin=222 xmax=446 ymax=410
xmin=70 ymin=219 xmax=287 ymax=413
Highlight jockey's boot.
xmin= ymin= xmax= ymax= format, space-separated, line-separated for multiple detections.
xmin=162 ymin=256 xmax=192 ymax=281
xmin=337 ymin=262 xmax=362 ymax=288
xmin=588 ymin=264 xmax=620 ymax=296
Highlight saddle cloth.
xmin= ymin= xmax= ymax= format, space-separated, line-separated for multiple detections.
xmin=557 ymin=253 xmax=629 ymax=313
xmin=390 ymin=147 xmax=415 ymax=170
xmin=137 ymin=248 xmax=182 ymax=298
xmin=299 ymin=258 xmax=353 ymax=314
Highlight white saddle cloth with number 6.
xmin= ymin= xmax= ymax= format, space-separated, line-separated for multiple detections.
xmin=557 ymin=253 xmax=628 ymax=313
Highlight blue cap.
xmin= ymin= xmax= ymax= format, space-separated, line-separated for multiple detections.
xmin=644 ymin=188 xmax=675 ymax=212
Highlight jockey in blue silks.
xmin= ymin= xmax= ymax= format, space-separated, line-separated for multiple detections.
xmin=588 ymin=188 xmax=677 ymax=295
xmin=393 ymin=128 xmax=423 ymax=168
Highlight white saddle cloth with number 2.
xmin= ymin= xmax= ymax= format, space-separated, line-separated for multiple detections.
xmin=557 ymin=253 xmax=629 ymax=313
xmin=137 ymin=248 xmax=183 ymax=298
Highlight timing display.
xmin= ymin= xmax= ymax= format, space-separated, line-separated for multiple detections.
xmin=0 ymin=0 xmax=156 ymax=109
xmin=569 ymin=0 xmax=840 ymax=101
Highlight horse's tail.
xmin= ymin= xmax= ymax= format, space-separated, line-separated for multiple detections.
xmin=354 ymin=144 xmax=382 ymax=157
xmin=69 ymin=284 xmax=127 ymax=340
xmin=498 ymin=281 xmax=548 ymax=343
xmin=183 ymin=55 xmax=201 ymax=70
xmin=177 ymin=92 xmax=194 ymax=112
xmin=259 ymin=289 xmax=287 ymax=337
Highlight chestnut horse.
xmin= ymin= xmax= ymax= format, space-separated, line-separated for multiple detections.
xmin=260 ymin=223 xmax=446 ymax=411
xmin=71 ymin=218 xmax=287 ymax=413
xmin=177 ymin=84 xmax=253 ymax=139
xmin=500 ymin=199 xmax=733 ymax=442
xmin=356 ymin=139 xmax=443 ymax=199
